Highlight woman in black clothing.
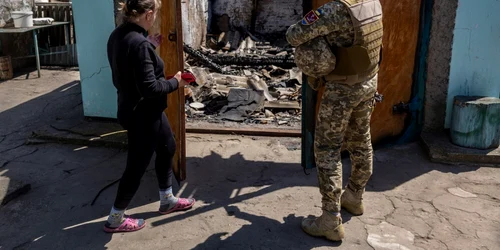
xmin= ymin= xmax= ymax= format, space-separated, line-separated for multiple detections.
xmin=104 ymin=0 xmax=195 ymax=233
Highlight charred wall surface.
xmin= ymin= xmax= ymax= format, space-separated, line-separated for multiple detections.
xmin=211 ymin=0 xmax=302 ymax=35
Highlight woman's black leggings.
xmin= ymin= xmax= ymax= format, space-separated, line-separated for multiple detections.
xmin=113 ymin=112 xmax=176 ymax=210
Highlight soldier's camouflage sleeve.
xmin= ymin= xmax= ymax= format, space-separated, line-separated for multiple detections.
xmin=286 ymin=1 xmax=350 ymax=47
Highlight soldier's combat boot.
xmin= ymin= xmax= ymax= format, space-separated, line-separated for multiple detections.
xmin=301 ymin=211 xmax=345 ymax=241
xmin=341 ymin=183 xmax=365 ymax=216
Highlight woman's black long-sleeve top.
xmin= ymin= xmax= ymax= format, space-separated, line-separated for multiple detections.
xmin=107 ymin=22 xmax=178 ymax=126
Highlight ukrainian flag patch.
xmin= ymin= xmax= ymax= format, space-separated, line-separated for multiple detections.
xmin=302 ymin=8 xmax=323 ymax=25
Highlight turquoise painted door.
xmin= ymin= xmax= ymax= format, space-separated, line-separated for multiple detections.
xmin=72 ymin=0 xmax=117 ymax=118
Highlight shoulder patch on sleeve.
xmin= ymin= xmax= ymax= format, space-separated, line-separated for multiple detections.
xmin=301 ymin=8 xmax=324 ymax=25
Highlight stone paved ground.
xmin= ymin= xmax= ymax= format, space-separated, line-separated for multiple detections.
xmin=0 ymin=70 xmax=499 ymax=250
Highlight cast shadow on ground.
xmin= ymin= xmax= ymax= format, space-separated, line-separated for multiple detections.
xmin=0 ymin=74 xmax=481 ymax=249
xmin=18 ymin=151 xmax=343 ymax=249
xmin=4 ymin=126 xmax=481 ymax=249
xmin=190 ymin=206 xmax=342 ymax=249
xmin=135 ymin=151 xmax=342 ymax=249
xmin=0 ymin=79 xmax=83 ymax=206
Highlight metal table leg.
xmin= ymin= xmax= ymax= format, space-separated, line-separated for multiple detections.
xmin=33 ymin=30 xmax=41 ymax=78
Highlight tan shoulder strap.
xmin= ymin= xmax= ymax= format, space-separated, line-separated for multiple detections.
xmin=338 ymin=0 xmax=383 ymax=26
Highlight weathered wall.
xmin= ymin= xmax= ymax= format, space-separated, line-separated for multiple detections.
xmin=211 ymin=0 xmax=253 ymax=30
xmin=113 ymin=0 xmax=300 ymax=49
xmin=254 ymin=0 xmax=302 ymax=34
xmin=182 ymin=0 xmax=208 ymax=49
xmin=423 ymin=0 xmax=458 ymax=132
xmin=211 ymin=0 xmax=302 ymax=34
xmin=445 ymin=0 xmax=500 ymax=128
xmin=113 ymin=0 xmax=207 ymax=49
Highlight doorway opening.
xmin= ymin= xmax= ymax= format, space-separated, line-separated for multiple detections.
xmin=182 ymin=0 xmax=307 ymax=134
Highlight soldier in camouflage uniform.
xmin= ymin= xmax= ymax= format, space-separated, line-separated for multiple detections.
xmin=286 ymin=0 xmax=383 ymax=241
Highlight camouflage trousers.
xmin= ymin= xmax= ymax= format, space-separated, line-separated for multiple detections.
xmin=314 ymin=75 xmax=377 ymax=212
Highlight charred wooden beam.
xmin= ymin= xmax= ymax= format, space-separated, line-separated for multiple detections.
xmin=250 ymin=0 xmax=258 ymax=33
xmin=186 ymin=126 xmax=301 ymax=137
xmin=265 ymin=101 xmax=301 ymax=109
xmin=184 ymin=44 xmax=229 ymax=74
xmin=210 ymin=55 xmax=296 ymax=68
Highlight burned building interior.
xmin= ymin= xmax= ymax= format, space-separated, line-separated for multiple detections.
xmin=183 ymin=0 xmax=305 ymax=128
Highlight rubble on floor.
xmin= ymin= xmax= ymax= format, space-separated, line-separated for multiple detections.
xmin=183 ymin=29 xmax=302 ymax=127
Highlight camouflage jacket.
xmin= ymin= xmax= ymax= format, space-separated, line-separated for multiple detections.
xmin=287 ymin=1 xmax=354 ymax=49
xmin=286 ymin=1 xmax=355 ymax=87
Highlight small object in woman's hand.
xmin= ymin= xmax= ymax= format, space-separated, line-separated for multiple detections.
xmin=167 ymin=72 xmax=196 ymax=84
xmin=147 ymin=33 xmax=163 ymax=47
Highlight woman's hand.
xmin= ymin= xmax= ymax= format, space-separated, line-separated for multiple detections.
xmin=174 ymin=71 xmax=188 ymax=88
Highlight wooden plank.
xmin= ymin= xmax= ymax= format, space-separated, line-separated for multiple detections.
xmin=186 ymin=126 xmax=301 ymax=137
xmin=58 ymin=5 xmax=64 ymax=45
xmin=0 ymin=22 xmax=69 ymax=33
xmin=34 ymin=3 xmax=75 ymax=47
xmin=158 ymin=0 xmax=187 ymax=183
xmin=264 ymin=101 xmax=301 ymax=109
xmin=70 ymin=9 xmax=75 ymax=44
xmin=65 ymin=6 xmax=72 ymax=44
xmin=39 ymin=44 xmax=78 ymax=66
xmin=48 ymin=6 xmax=56 ymax=46
xmin=36 ymin=5 xmax=50 ymax=48
xmin=33 ymin=5 xmax=39 ymax=18
xmin=54 ymin=6 xmax=61 ymax=46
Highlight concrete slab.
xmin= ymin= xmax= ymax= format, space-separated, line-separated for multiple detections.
xmin=0 ymin=133 xmax=497 ymax=250
xmin=421 ymin=131 xmax=500 ymax=165
xmin=366 ymin=221 xmax=422 ymax=250
xmin=447 ymin=187 xmax=477 ymax=198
